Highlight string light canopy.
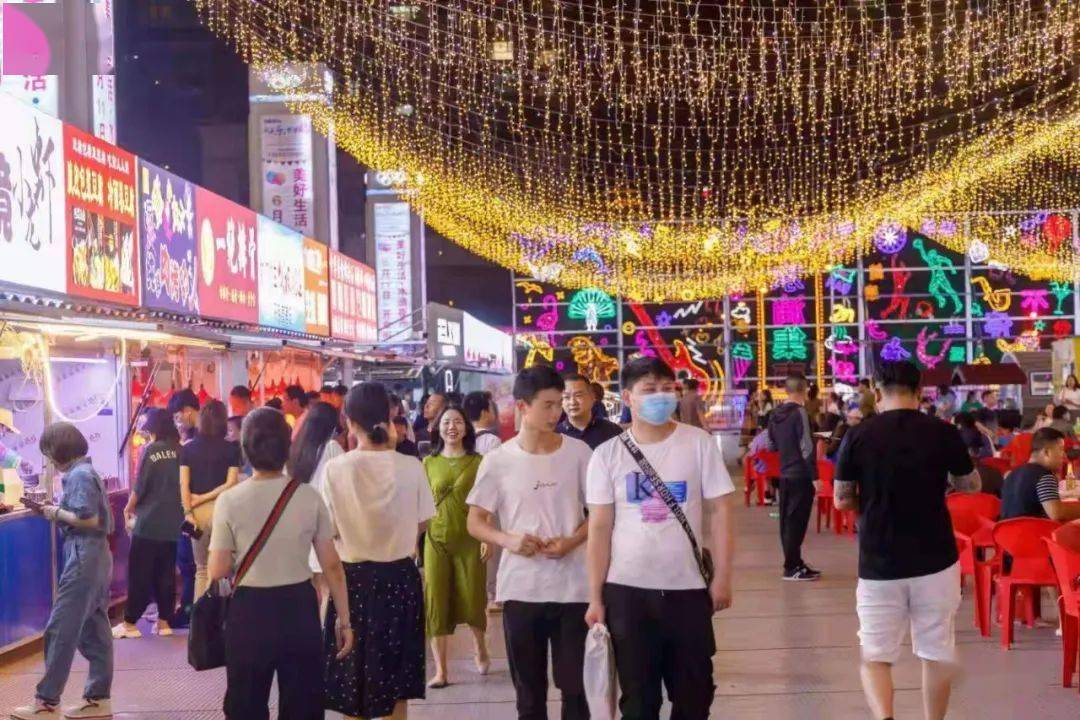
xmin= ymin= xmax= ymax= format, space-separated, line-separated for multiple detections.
xmin=194 ymin=0 xmax=1080 ymax=299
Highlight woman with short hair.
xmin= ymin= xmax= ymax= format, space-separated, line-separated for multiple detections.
xmin=208 ymin=408 xmax=352 ymax=719
xmin=12 ymin=423 xmax=114 ymax=720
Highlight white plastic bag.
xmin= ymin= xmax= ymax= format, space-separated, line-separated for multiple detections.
xmin=583 ymin=623 xmax=617 ymax=720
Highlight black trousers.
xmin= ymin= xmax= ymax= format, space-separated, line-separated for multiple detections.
xmin=502 ymin=600 xmax=589 ymax=720
xmin=224 ymin=581 xmax=323 ymax=720
xmin=603 ymin=583 xmax=715 ymax=720
xmin=779 ymin=476 xmax=815 ymax=572
xmin=124 ymin=536 xmax=177 ymax=624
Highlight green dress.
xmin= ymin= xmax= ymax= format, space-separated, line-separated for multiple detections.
xmin=423 ymin=453 xmax=487 ymax=637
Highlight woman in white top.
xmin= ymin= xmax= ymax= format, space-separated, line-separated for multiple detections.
xmin=288 ymin=401 xmax=345 ymax=608
xmin=320 ymin=382 xmax=436 ymax=720
xmin=207 ymin=408 xmax=352 ymax=720
xmin=1058 ymin=375 xmax=1080 ymax=413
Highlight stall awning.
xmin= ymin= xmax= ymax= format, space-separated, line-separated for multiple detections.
xmin=951 ymin=363 xmax=1028 ymax=386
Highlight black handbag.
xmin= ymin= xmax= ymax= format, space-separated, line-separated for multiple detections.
xmin=187 ymin=479 xmax=301 ymax=671
xmin=618 ymin=433 xmax=714 ymax=585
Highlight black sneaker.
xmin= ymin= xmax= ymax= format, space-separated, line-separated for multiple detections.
xmin=783 ymin=565 xmax=822 ymax=582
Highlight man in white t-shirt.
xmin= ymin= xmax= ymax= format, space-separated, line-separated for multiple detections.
xmin=467 ymin=366 xmax=592 ymax=720
xmin=585 ymin=357 xmax=736 ymax=720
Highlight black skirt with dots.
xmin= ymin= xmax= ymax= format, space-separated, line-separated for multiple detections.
xmin=323 ymin=558 xmax=426 ymax=718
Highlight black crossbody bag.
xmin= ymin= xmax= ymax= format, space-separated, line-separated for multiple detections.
xmin=619 ymin=432 xmax=714 ymax=585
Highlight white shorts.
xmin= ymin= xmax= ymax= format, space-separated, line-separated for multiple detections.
xmin=856 ymin=562 xmax=961 ymax=664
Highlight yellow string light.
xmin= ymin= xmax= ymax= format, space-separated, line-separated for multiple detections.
xmin=194 ymin=0 xmax=1080 ymax=299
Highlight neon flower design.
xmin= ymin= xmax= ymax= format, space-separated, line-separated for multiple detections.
xmin=1050 ymin=282 xmax=1072 ymax=315
xmin=865 ymin=320 xmax=888 ymax=341
xmin=772 ymin=296 xmax=806 ymax=326
xmin=772 ymin=326 xmax=808 ymax=361
xmin=916 ymin=327 xmax=952 ymax=369
xmin=655 ymin=311 xmax=672 ymax=328
xmin=825 ymin=266 xmax=856 ymax=295
xmin=568 ymin=288 xmax=616 ymax=332
xmin=1018 ymin=289 xmax=1050 ymax=316
xmin=874 ymin=222 xmax=908 ymax=254
xmin=982 ymin=312 xmax=1013 ymax=339
xmin=881 ymin=337 xmax=911 ymax=362
xmin=828 ymin=355 xmax=858 ymax=384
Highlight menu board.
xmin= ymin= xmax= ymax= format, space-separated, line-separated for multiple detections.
xmin=256 ymin=217 xmax=305 ymax=332
xmin=196 ymin=188 xmax=257 ymax=323
xmin=139 ymin=161 xmax=199 ymax=314
xmin=302 ymin=237 xmax=330 ymax=336
xmin=0 ymin=93 xmax=66 ymax=293
xmin=64 ymin=125 xmax=139 ymax=306
xmin=329 ymin=249 xmax=377 ymax=343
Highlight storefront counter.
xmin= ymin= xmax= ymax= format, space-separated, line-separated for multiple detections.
xmin=0 ymin=511 xmax=55 ymax=653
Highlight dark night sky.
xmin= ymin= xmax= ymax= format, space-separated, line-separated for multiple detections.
xmin=115 ymin=0 xmax=512 ymax=329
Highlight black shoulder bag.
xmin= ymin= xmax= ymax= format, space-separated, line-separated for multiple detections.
xmin=619 ymin=432 xmax=714 ymax=585
xmin=188 ymin=479 xmax=301 ymax=670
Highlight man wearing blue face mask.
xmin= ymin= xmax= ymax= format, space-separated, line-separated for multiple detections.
xmin=767 ymin=373 xmax=821 ymax=582
xmin=584 ymin=357 xmax=735 ymax=720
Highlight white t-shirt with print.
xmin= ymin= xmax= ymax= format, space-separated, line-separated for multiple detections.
xmin=586 ymin=423 xmax=735 ymax=591
xmin=466 ymin=434 xmax=591 ymax=604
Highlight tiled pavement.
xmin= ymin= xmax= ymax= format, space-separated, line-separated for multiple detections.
xmin=2 ymin=486 xmax=1078 ymax=719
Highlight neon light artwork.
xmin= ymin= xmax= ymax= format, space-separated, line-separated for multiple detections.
xmin=567 ymin=336 xmax=619 ymax=383
xmin=874 ymin=222 xmax=908 ymax=255
xmin=970 ymin=276 xmax=1012 ymax=312
xmin=824 ymin=328 xmax=858 ymax=355
xmin=828 ymin=355 xmax=858 ymax=384
xmin=880 ymin=337 xmax=911 ymax=362
xmin=730 ymin=301 xmax=751 ymax=327
xmin=771 ymin=296 xmax=806 ymax=326
xmin=1053 ymin=320 xmax=1072 ymax=337
xmin=916 ymin=327 xmax=952 ymax=369
xmin=1050 ymin=282 xmax=1072 ymax=315
xmin=982 ymin=311 xmax=1013 ymax=339
xmin=731 ymin=341 xmax=754 ymax=384
xmin=967 ymin=239 xmax=990 ymax=264
xmin=771 ymin=326 xmax=808 ymax=361
xmin=913 ymin=238 xmax=963 ymax=314
xmin=944 ymin=321 xmax=965 ymax=336
xmin=948 ymin=345 xmax=967 ymax=363
xmin=865 ymin=320 xmax=888 ymax=341
xmin=1018 ymin=289 xmax=1050 ymax=316
xmin=829 ymin=302 xmax=855 ymax=324
xmin=825 ymin=266 xmax=856 ymax=295
xmin=534 ymin=294 xmax=560 ymax=345
xmin=914 ymin=300 xmax=935 ymax=320
xmin=567 ymin=288 xmax=616 ymax=332
xmin=879 ymin=258 xmax=912 ymax=320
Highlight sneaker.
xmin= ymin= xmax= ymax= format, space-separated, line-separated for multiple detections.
xmin=110 ymin=623 xmax=141 ymax=639
xmin=783 ymin=566 xmax=822 ymax=582
xmin=153 ymin=622 xmax=173 ymax=637
xmin=801 ymin=564 xmax=823 ymax=578
xmin=10 ymin=701 xmax=60 ymax=719
xmin=62 ymin=699 xmax=111 ymax=719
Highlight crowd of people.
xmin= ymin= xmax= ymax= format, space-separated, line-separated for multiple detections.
xmin=14 ymin=356 xmax=1080 ymax=720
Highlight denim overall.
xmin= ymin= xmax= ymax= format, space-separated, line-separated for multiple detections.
xmin=36 ymin=459 xmax=114 ymax=706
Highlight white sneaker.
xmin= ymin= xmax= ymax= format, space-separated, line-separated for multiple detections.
xmin=62 ymin=699 xmax=111 ymax=719
xmin=110 ymin=623 xmax=141 ymax=639
xmin=10 ymin=702 xmax=60 ymax=719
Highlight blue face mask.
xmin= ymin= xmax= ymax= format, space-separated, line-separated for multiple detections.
xmin=637 ymin=392 xmax=678 ymax=425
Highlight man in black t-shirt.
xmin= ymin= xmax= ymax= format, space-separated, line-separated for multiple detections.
xmin=835 ymin=361 xmax=980 ymax=720
xmin=1001 ymin=427 xmax=1080 ymax=522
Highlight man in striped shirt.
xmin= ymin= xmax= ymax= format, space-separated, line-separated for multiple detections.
xmin=1001 ymin=427 xmax=1080 ymax=521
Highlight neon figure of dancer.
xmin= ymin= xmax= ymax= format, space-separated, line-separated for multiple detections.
xmin=878 ymin=257 xmax=911 ymax=320
xmin=912 ymin=238 xmax=963 ymax=314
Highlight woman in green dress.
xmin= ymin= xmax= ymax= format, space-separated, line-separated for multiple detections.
xmin=424 ymin=406 xmax=490 ymax=688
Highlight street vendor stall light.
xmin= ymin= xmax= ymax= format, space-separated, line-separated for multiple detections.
xmin=47 ymin=356 xmax=109 ymax=365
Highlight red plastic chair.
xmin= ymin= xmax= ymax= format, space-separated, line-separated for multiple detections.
xmin=992 ymin=518 xmax=1061 ymax=649
xmin=742 ymin=454 xmax=758 ymax=507
xmin=1000 ymin=432 xmax=1033 ymax=469
xmin=946 ymin=494 xmax=1000 ymax=636
xmin=743 ymin=451 xmax=780 ymax=507
xmin=815 ymin=460 xmax=834 ymax=533
xmin=1044 ymin=538 xmax=1080 ymax=690
xmin=1055 ymin=521 xmax=1080 ymax=552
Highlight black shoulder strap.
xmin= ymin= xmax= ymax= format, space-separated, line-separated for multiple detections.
xmin=233 ymin=479 xmax=300 ymax=588
xmin=618 ymin=432 xmax=709 ymax=582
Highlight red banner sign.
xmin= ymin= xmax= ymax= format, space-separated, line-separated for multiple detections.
xmin=196 ymin=188 xmax=258 ymax=323
xmin=64 ymin=125 xmax=139 ymax=305
xmin=329 ymin=249 xmax=377 ymax=343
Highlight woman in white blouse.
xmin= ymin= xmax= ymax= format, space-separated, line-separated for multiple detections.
xmin=320 ymin=382 xmax=436 ymax=720
xmin=1057 ymin=375 xmax=1080 ymax=413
